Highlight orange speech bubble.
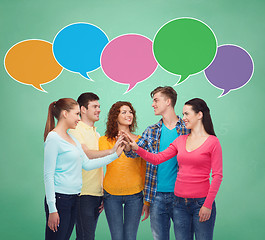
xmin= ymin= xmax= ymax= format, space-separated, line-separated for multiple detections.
xmin=4 ymin=39 xmax=63 ymax=92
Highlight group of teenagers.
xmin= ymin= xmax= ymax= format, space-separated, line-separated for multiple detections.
xmin=44 ymin=86 xmax=223 ymax=240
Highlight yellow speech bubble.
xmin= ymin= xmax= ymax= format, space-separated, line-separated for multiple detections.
xmin=4 ymin=39 xmax=63 ymax=92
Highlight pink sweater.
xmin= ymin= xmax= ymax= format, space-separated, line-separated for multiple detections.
xmin=136 ymin=135 xmax=223 ymax=209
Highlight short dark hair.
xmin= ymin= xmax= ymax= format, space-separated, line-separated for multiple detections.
xmin=77 ymin=92 xmax=99 ymax=109
xmin=150 ymin=86 xmax=177 ymax=107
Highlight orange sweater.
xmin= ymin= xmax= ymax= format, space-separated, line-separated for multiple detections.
xmin=99 ymin=136 xmax=146 ymax=195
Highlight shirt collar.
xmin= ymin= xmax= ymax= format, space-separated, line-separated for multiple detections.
xmin=78 ymin=120 xmax=97 ymax=131
xmin=155 ymin=116 xmax=185 ymax=128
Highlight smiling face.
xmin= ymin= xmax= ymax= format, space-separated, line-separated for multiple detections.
xmin=117 ymin=105 xmax=134 ymax=127
xmin=151 ymin=92 xmax=170 ymax=116
xmin=83 ymin=100 xmax=101 ymax=123
xmin=64 ymin=104 xmax=81 ymax=129
xmin=182 ymin=104 xmax=202 ymax=129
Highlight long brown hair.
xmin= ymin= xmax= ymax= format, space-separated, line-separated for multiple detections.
xmin=105 ymin=101 xmax=137 ymax=140
xmin=185 ymin=98 xmax=216 ymax=136
xmin=44 ymin=98 xmax=78 ymax=141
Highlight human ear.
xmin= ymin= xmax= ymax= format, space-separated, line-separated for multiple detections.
xmin=80 ymin=106 xmax=87 ymax=115
xmin=166 ymin=98 xmax=171 ymax=106
xmin=62 ymin=110 xmax=68 ymax=119
xmin=198 ymin=111 xmax=203 ymax=120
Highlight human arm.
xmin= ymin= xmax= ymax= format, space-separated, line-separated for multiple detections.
xmin=141 ymin=204 xmax=150 ymax=221
xmin=44 ymin=135 xmax=60 ymax=231
xmin=69 ymin=128 xmax=116 ymax=158
xmin=203 ymin=138 xmax=223 ymax=209
xmin=82 ymin=145 xmax=111 ymax=158
xmin=136 ymin=145 xmax=177 ymax=165
xmin=81 ymin=144 xmax=116 ymax=159
xmin=123 ymin=131 xmax=178 ymax=165
xmin=81 ymin=136 xmax=124 ymax=170
xmin=44 ymin=136 xmax=58 ymax=214
xmin=123 ymin=128 xmax=152 ymax=158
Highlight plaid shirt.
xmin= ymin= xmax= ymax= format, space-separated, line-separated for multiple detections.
xmin=125 ymin=117 xmax=190 ymax=204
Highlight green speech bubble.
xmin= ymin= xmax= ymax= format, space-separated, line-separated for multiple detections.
xmin=153 ymin=18 xmax=217 ymax=84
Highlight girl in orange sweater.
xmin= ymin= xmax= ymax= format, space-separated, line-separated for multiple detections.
xmin=99 ymin=101 xmax=146 ymax=240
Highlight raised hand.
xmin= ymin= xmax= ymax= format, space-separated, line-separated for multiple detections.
xmin=116 ymin=143 xmax=125 ymax=156
xmin=115 ymin=135 xmax=126 ymax=156
xmin=120 ymin=130 xmax=138 ymax=151
xmin=110 ymin=134 xmax=124 ymax=154
xmin=118 ymin=131 xmax=132 ymax=152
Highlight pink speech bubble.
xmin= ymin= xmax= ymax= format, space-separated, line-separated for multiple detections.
xmin=101 ymin=34 xmax=158 ymax=93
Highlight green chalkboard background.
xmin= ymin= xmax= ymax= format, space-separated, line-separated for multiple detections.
xmin=1 ymin=0 xmax=264 ymax=239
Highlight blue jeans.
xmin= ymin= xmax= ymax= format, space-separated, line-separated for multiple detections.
xmin=173 ymin=196 xmax=216 ymax=240
xmin=103 ymin=190 xmax=143 ymax=240
xmin=150 ymin=192 xmax=181 ymax=240
xmin=45 ymin=193 xmax=78 ymax=240
xmin=76 ymin=195 xmax=103 ymax=240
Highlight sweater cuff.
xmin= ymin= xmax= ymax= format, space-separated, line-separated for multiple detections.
xmin=48 ymin=201 xmax=57 ymax=213
xmin=111 ymin=152 xmax=118 ymax=160
xmin=203 ymin=198 xmax=213 ymax=210
xmin=135 ymin=147 xmax=144 ymax=155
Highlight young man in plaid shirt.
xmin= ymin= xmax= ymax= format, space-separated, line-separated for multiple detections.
xmin=125 ymin=86 xmax=190 ymax=240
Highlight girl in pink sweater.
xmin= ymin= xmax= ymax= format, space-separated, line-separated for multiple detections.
xmin=124 ymin=98 xmax=223 ymax=240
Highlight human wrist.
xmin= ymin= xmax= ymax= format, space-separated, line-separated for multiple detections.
xmin=133 ymin=145 xmax=139 ymax=151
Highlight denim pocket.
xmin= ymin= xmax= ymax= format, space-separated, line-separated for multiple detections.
xmin=195 ymin=197 xmax=206 ymax=207
xmin=55 ymin=193 xmax=77 ymax=210
xmin=56 ymin=193 xmax=75 ymax=200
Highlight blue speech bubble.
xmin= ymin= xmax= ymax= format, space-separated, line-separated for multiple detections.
xmin=53 ymin=23 xmax=109 ymax=79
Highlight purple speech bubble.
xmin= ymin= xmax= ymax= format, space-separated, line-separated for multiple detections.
xmin=101 ymin=34 xmax=157 ymax=93
xmin=204 ymin=44 xmax=254 ymax=97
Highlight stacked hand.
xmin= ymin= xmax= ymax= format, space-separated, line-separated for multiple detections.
xmin=118 ymin=131 xmax=139 ymax=151
xmin=114 ymin=135 xmax=127 ymax=156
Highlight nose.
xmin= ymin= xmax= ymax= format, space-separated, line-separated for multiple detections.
xmin=78 ymin=115 xmax=81 ymax=121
